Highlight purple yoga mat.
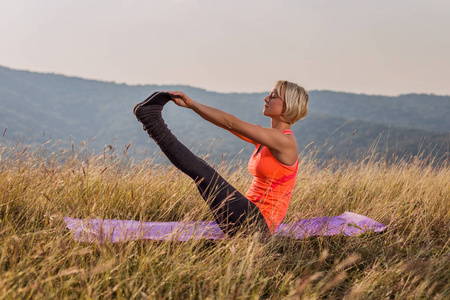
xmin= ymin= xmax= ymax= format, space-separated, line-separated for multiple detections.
xmin=64 ymin=212 xmax=386 ymax=243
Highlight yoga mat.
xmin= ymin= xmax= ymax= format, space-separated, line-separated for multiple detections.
xmin=64 ymin=212 xmax=386 ymax=243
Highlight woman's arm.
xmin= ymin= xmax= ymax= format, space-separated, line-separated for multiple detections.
xmin=169 ymin=91 xmax=255 ymax=144
xmin=181 ymin=103 xmax=256 ymax=144
xmin=169 ymin=91 xmax=297 ymax=154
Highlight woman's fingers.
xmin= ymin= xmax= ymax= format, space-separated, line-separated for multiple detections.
xmin=162 ymin=90 xmax=181 ymax=97
xmin=166 ymin=91 xmax=194 ymax=108
xmin=172 ymin=98 xmax=188 ymax=108
xmin=169 ymin=91 xmax=186 ymax=99
xmin=164 ymin=91 xmax=191 ymax=108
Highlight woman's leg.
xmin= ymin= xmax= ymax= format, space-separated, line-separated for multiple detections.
xmin=134 ymin=92 xmax=269 ymax=236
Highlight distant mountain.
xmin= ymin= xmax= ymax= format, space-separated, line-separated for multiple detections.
xmin=309 ymin=91 xmax=450 ymax=133
xmin=0 ymin=66 xmax=449 ymax=163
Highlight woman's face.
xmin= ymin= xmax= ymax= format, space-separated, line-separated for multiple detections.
xmin=263 ymin=87 xmax=285 ymax=118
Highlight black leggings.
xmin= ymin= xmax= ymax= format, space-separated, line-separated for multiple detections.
xmin=134 ymin=93 xmax=269 ymax=236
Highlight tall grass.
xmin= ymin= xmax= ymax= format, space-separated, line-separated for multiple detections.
xmin=0 ymin=140 xmax=449 ymax=299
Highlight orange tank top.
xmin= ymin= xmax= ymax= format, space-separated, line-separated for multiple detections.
xmin=245 ymin=130 xmax=299 ymax=233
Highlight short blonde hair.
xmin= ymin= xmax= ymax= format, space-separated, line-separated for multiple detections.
xmin=274 ymin=80 xmax=309 ymax=125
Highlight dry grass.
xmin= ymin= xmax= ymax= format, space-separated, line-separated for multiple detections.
xmin=0 ymin=141 xmax=449 ymax=299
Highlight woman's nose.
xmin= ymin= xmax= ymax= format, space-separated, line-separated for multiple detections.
xmin=264 ymin=96 xmax=269 ymax=103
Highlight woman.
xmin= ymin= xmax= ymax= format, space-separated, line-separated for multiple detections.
xmin=133 ymin=80 xmax=309 ymax=236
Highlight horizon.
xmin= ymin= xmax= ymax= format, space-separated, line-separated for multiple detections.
xmin=2 ymin=64 xmax=449 ymax=98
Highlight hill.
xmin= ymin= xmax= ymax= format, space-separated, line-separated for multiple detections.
xmin=0 ymin=66 xmax=449 ymax=162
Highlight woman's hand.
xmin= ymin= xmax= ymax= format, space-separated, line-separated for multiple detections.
xmin=165 ymin=91 xmax=195 ymax=109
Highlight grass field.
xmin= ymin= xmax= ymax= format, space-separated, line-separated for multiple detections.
xmin=0 ymin=141 xmax=449 ymax=299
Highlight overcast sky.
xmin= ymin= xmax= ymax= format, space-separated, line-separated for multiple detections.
xmin=1 ymin=0 xmax=449 ymax=95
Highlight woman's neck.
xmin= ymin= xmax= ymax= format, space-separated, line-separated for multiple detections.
xmin=271 ymin=118 xmax=291 ymax=131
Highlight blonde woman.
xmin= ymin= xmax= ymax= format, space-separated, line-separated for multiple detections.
xmin=133 ymin=81 xmax=309 ymax=236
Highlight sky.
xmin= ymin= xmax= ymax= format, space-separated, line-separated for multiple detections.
xmin=1 ymin=0 xmax=449 ymax=96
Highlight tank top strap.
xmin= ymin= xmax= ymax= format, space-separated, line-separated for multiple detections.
xmin=283 ymin=130 xmax=294 ymax=135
